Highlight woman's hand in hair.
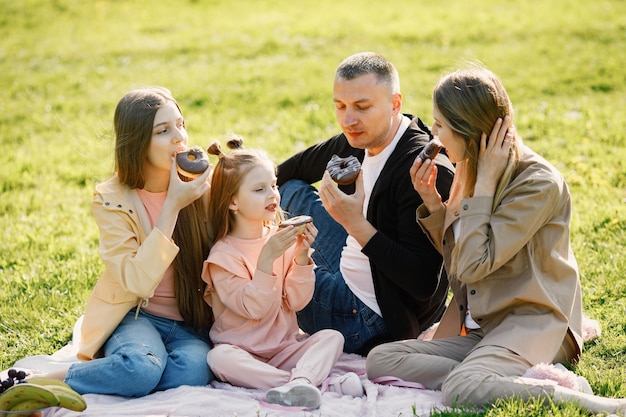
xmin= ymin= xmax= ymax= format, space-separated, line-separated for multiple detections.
xmin=410 ymin=156 xmax=442 ymax=214
xmin=474 ymin=117 xmax=514 ymax=197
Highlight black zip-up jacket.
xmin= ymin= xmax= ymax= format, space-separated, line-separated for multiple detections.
xmin=277 ymin=114 xmax=455 ymax=351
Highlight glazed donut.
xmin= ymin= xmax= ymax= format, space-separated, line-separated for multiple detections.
xmin=278 ymin=215 xmax=313 ymax=233
xmin=326 ymin=154 xmax=361 ymax=185
xmin=418 ymin=139 xmax=443 ymax=161
xmin=176 ymin=146 xmax=209 ymax=180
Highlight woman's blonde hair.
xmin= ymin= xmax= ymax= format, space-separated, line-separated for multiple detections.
xmin=433 ymin=66 xmax=521 ymax=209
xmin=206 ymin=136 xmax=284 ymax=244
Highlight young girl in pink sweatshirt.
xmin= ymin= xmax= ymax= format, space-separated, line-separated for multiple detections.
xmin=202 ymin=138 xmax=363 ymax=409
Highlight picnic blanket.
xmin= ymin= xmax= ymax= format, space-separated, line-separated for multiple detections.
xmin=8 ymin=317 xmax=444 ymax=417
xmin=7 ymin=315 xmax=601 ymax=417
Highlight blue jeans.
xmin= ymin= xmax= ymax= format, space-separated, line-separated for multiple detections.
xmin=65 ymin=309 xmax=213 ymax=396
xmin=280 ymin=179 xmax=389 ymax=354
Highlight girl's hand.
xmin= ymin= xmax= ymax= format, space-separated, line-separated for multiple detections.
xmin=409 ymin=156 xmax=442 ymax=213
xmin=257 ymin=226 xmax=302 ymax=275
xmin=474 ymin=117 xmax=514 ymax=197
xmin=293 ymin=221 xmax=317 ymax=266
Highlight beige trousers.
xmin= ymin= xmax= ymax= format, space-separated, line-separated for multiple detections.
xmin=208 ymin=329 xmax=344 ymax=389
xmin=366 ymin=329 xmax=571 ymax=407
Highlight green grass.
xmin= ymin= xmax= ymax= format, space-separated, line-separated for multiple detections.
xmin=1 ymin=0 xmax=625 ymax=415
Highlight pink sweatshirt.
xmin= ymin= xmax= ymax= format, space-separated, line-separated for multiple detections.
xmin=202 ymin=226 xmax=315 ymax=358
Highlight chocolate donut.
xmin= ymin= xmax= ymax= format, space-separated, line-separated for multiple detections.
xmin=278 ymin=215 xmax=313 ymax=233
xmin=418 ymin=139 xmax=443 ymax=161
xmin=176 ymin=146 xmax=209 ymax=180
xmin=326 ymin=154 xmax=361 ymax=185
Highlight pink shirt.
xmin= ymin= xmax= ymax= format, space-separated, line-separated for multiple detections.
xmin=202 ymin=227 xmax=314 ymax=358
xmin=136 ymin=189 xmax=183 ymax=321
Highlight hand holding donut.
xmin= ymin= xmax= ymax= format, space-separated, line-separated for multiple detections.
xmin=410 ymin=154 xmax=442 ymax=214
xmin=326 ymin=154 xmax=361 ymax=185
xmin=278 ymin=215 xmax=313 ymax=233
xmin=320 ymin=170 xmax=377 ymax=247
xmin=418 ymin=139 xmax=443 ymax=161
xmin=167 ymin=156 xmax=211 ymax=211
xmin=257 ymin=224 xmax=309 ymax=274
xmin=293 ymin=221 xmax=317 ymax=266
xmin=176 ymin=146 xmax=210 ymax=181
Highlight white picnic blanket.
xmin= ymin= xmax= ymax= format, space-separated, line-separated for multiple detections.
xmin=9 ymin=315 xmax=601 ymax=417
xmin=9 ymin=317 xmax=447 ymax=417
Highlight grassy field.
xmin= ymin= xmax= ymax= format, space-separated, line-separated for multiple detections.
xmin=1 ymin=0 xmax=625 ymax=415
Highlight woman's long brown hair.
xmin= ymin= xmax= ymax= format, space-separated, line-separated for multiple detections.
xmin=113 ymin=87 xmax=212 ymax=332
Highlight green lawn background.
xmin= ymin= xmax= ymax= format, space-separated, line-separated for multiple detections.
xmin=1 ymin=1 xmax=625 ymax=415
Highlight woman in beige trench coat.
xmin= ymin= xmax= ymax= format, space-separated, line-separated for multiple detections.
xmin=366 ymin=66 xmax=626 ymax=414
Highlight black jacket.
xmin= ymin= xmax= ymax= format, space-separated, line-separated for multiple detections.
xmin=277 ymin=114 xmax=455 ymax=348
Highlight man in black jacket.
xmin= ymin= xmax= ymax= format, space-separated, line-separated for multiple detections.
xmin=277 ymin=52 xmax=455 ymax=355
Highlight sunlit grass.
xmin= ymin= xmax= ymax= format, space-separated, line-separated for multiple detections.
xmin=1 ymin=0 xmax=625 ymax=415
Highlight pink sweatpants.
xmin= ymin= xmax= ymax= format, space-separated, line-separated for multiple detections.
xmin=207 ymin=329 xmax=344 ymax=389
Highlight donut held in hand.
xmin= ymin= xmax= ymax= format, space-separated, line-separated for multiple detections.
xmin=326 ymin=154 xmax=361 ymax=185
xmin=279 ymin=215 xmax=313 ymax=233
xmin=418 ymin=139 xmax=443 ymax=161
xmin=176 ymin=146 xmax=210 ymax=180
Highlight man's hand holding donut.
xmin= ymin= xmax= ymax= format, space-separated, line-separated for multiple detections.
xmin=319 ymin=170 xmax=376 ymax=247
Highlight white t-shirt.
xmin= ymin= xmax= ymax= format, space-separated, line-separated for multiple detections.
xmin=340 ymin=116 xmax=411 ymax=316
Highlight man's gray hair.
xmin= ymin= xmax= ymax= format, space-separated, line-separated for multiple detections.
xmin=335 ymin=52 xmax=400 ymax=94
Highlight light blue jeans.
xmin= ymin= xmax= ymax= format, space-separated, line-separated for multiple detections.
xmin=64 ymin=309 xmax=213 ymax=397
xmin=280 ymin=179 xmax=389 ymax=354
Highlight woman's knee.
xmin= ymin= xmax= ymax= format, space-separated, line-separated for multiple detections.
xmin=164 ymin=341 xmax=212 ymax=386
xmin=176 ymin=351 xmax=213 ymax=385
xmin=366 ymin=343 xmax=400 ymax=379
xmin=441 ymin=369 xmax=492 ymax=408
xmin=114 ymin=350 xmax=164 ymax=396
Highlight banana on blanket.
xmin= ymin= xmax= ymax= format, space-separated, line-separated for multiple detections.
xmin=22 ymin=378 xmax=87 ymax=412
xmin=6 ymin=399 xmax=51 ymax=417
xmin=0 ymin=383 xmax=60 ymax=416
xmin=41 ymin=385 xmax=87 ymax=412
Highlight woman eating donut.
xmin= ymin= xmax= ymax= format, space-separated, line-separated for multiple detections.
xmin=366 ymin=66 xmax=626 ymax=414
xmin=37 ymin=87 xmax=215 ymax=397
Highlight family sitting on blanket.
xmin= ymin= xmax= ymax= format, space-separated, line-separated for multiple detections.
xmin=8 ymin=52 xmax=626 ymax=415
